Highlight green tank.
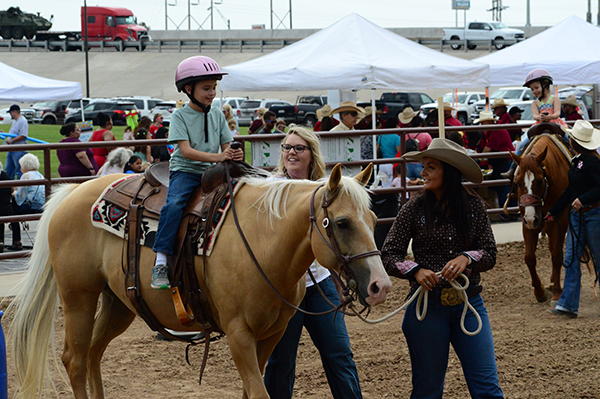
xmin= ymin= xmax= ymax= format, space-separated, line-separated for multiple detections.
xmin=0 ymin=7 xmax=52 ymax=40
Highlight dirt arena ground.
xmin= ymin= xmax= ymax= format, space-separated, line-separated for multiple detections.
xmin=2 ymin=238 xmax=600 ymax=398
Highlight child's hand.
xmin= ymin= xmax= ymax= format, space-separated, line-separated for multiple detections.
xmin=219 ymin=147 xmax=235 ymax=162
xmin=231 ymin=148 xmax=244 ymax=162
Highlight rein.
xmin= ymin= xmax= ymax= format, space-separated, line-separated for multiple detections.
xmin=348 ymin=272 xmax=483 ymax=336
xmin=224 ymin=167 xmax=379 ymax=316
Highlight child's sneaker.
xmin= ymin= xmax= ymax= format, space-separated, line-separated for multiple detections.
xmin=151 ymin=263 xmax=171 ymax=290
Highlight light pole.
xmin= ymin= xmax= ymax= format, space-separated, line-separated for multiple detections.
xmin=83 ymin=0 xmax=89 ymax=97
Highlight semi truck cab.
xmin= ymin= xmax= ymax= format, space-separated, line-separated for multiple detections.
xmin=82 ymin=7 xmax=149 ymax=42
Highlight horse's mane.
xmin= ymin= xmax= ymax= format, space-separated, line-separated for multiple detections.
xmin=240 ymin=175 xmax=372 ymax=224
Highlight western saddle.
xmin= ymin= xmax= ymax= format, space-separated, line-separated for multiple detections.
xmin=100 ymin=161 xmax=258 ymax=344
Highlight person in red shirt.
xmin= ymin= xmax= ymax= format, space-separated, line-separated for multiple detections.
xmin=562 ymin=95 xmax=584 ymax=121
xmin=476 ymin=110 xmax=515 ymax=217
xmin=314 ymin=104 xmax=339 ymax=132
xmin=491 ymin=98 xmax=512 ymax=125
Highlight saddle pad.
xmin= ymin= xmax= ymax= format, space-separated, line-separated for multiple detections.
xmin=91 ymin=175 xmax=244 ymax=256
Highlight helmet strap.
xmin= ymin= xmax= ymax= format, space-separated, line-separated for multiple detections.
xmin=185 ymin=82 xmax=211 ymax=143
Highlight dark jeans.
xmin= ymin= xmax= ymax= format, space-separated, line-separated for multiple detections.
xmin=9 ymin=201 xmax=42 ymax=243
xmin=264 ymin=276 xmax=362 ymax=399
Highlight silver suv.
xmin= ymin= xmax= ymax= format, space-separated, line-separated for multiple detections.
xmin=238 ymin=99 xmax=292 ymax=126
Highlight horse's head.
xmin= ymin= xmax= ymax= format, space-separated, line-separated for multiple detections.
xmin=311 ymin=164 xmax=392 ymax=307
xmin=511 ymin=147 xmax=548 ymax=229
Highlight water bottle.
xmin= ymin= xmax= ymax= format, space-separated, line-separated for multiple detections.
xmin=0 ymin=310 xmax=7 ymax=399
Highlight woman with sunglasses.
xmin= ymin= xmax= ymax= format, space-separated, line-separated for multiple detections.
xmin=264 ymin=126 xmax=363 ymax=399
xmin=330 ymin=101 xmax=365 ymax=132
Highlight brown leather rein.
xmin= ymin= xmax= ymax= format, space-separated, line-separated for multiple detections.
xmin=225 ymin=166 xmax=380 ymax=316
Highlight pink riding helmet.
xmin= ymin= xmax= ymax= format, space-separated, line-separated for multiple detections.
xmin=175 ymin=56 xmax=227 ymax=92
xmin=524 ymin=69 xmax=553 ymax=87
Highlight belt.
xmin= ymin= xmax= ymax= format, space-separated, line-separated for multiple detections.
xmin=582 ymin=201 xmax=600 ymax=213
xmin=427 ymin=285 xmax=482 ymax=306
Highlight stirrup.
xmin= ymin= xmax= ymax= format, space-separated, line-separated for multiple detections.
xmin=171 ymin=286 xmax=195 ymax=326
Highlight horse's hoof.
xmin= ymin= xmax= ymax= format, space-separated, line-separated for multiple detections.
xmin=535 ymin=293 xmax=548 ymax=303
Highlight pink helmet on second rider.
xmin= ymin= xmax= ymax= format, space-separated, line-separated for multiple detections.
xmin=523 ymin=69 xmax=553 ymax=87
xmin=175 ymin=55 xmax=227 ymax=92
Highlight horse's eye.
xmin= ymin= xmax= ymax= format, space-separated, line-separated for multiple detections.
xmin=336 ymin=219 xmax=350 ymax=230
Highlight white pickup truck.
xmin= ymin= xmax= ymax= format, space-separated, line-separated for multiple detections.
xmin=443 ymin=21 xmax=525 ymax=50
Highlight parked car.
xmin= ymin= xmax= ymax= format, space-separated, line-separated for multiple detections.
xmin=112 ymin=96 xmax=163 ymax=119
xmin=64 ymin=98 xmax=108 ymax=121
xmin=150 ymin=101 xmax=176 ymax=126
xmin=64 ymin=100 xmax=138 ymax=126
xmin=270 ymin=95 xmax=328 ymax=127
xmin=212 ymin=97 xmax=248 ymax=120
xmin=419 ymin=92 xmax=485 ymax=125
xmin=0 ymin=106 xmax=35 ymax=123
xmin=471 ymin=87 xmax=534 ymax=121
xmin=359 ymin=91 xmax=434 ymax=121
xmin=238 ymin=99 xmax=292 ymax=126
xmin=443 ymin=21 xmax=526 ymax=50
xmin=558 ymin=86 xmax=593 ymax=120
xmin=32 ymin=100 xmax=71 ymax=124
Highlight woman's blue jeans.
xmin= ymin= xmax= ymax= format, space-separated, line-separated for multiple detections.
xmin=402 ymin=294 xmax=503 ymax=399
xmin=152 ymin=170 xmax=203 ymax=255
xmin=264 ymin=276 xmax=362 ymax=399
xmin=556 ymin=207 xmax=600 ymax=314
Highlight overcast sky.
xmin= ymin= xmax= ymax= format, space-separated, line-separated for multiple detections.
xmin=15 ymin=0 xmax=600 ymax=32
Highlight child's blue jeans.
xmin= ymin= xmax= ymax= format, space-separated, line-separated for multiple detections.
xmin=153 ymin=170 xmax=203 ymax=255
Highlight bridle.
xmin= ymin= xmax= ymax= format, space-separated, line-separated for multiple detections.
xmin=518 ymin=165 xmax=549 ymax=208
xmin=308 ymin=183 xmax=381 ymax=302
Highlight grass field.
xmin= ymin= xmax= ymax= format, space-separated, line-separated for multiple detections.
xmin=0 ymin=124 xmax=251 ymax=178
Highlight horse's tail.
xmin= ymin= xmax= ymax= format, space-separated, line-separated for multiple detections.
xmin=8 ymin=183 xmax=79 ymax=399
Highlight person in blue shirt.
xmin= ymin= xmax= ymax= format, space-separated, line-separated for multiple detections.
xmin=151 ymin=56 xmax=244 ymax=289
xmin=3 ymin=105 xmax=29 ymax=180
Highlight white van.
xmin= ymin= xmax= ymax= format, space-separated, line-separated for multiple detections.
xmin=112 ymin=96 xmax=163 ymax=119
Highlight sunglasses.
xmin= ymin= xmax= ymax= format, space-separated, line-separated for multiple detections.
xmin=343 ymin=111 xmax=358 ymax=117
xmin=281 ymin=144 xmax=311 ymax=153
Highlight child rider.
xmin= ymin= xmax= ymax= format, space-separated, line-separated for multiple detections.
xmin=151 ymin=55 xmax=244 ymax=289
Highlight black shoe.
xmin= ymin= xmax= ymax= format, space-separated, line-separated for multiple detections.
xmin=7 ymin=243 xmax=23 ymax=251
xmin=548 ymin=308 xmax=577 ymax=319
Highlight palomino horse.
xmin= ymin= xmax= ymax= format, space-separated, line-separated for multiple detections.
xmin=510 ymin=133 xmax=570 ymax=302
xmin=10 ymin=163 xmax=392 ymax=399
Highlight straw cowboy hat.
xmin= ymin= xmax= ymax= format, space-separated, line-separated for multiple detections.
xmin=473 ymin=110 xmax=497 ymax=124
xmin=436 ymin=102 xmax=457 ymax=111
xmin=330 ymin=101 xmax=365 ymax=115
xmin=566 ymin=120 xmax=600 ymax=150
xmin=490 ymin=98 xmax=511 ymax=109
xmin=399 ymin=107 xmax=418 ymax=124
xmin=402 ymin=138 xmax=483 ymax=183
xmin=316 ymin=104 xmax=334 ymax=121
xmin=561 ymin=95 xmax=580 ymax=108
xmin=362 ymin=106 xmax=382 ymax=116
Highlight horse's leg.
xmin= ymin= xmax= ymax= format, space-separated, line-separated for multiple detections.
xmin=238 ymin=333 xmax=284 ymax=399
xmin=546 ymin=221 xmax=565 ymax=303
xmin=88 ymin=288 xmax=136 ymax=399
xmin=59 ymin=288 xmax=103 ymax=399
xmin=523 ymin=228 xmax=546 ymax=301
xmin=227 ymin=327 xmax=270 ymax=399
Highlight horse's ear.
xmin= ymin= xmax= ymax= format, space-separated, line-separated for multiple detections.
xmin=328 ymin=163 xmax=342 ymax=192
xmin=354 ymin=163 xmax=373 ymax=187
xmin=535 ymin=147 xmax=548 ymax=164
xmin=510 ymin=151 xmax=522 ymax=165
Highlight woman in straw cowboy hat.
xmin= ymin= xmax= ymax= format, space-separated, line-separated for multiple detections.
xmin=314 ymin=104 xmax=340 ymax=132
xmin=547 ymin=120 xmax=600 ymax=318
xmin=381 ymin=138 xmax=503 ymax=398
xmin=491 ymin=98 xmax=512 ymax=125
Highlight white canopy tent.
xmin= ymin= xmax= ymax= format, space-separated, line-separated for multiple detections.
xmin=0 ymin=61 xmax=82 ymax=102
xmin=475 ymin=15 xmax=600 ymax=86
xmin=221 ymin=13 xmax=490 ymax=92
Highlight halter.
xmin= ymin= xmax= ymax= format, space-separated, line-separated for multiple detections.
xmin=519 ymin=165 xmax=549 ymax=208
xmin=308 ymin=184 xmax=382 ymax=297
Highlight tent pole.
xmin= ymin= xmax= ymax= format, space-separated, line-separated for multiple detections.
xmin=80 ymin=99 xmax=85 ymax=123
xmin=371 ymin=89 xmax=377 ymax=161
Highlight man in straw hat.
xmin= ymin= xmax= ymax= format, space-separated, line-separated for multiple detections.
xmin=491 ymin=98 xmax=512 ymax=125
xmin=476 ymin=110 xmax=515 ymax=218
xmin=314 ymin=104 xmax=340 ymax=132
xmin=561 ymin=95 xmax=584 ymax=122
xmin=438 ymin=102 xmax=462 ymax=127
xmin=547 ymin=120 xmax=600 ymax=319
xmin=381 ymin=138 xmax=504 ymax=398
xmin=398 ymin=106 xmax=418 ymax=128
xmin=330 ymin=101 xmax=366 ymax=132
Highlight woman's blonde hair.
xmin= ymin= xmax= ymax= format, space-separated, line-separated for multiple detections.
xmin=222 ymin=104 xmax=234 ymax=121
xmin=275 ymin=125 xmax=326 ymax=181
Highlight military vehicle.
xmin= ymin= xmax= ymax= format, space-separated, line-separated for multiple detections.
xmin=0 ymin=7 xmax=52 ymax=40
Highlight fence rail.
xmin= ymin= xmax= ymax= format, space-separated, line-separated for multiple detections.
xmin=1 ymin=120 xmax=594 ymax=260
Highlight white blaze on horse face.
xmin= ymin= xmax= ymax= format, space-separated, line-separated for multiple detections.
xmin=523 ymin=170 xmax=537 ymax=226
xmin=357 ymin=210 xmax=392 ymax=306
